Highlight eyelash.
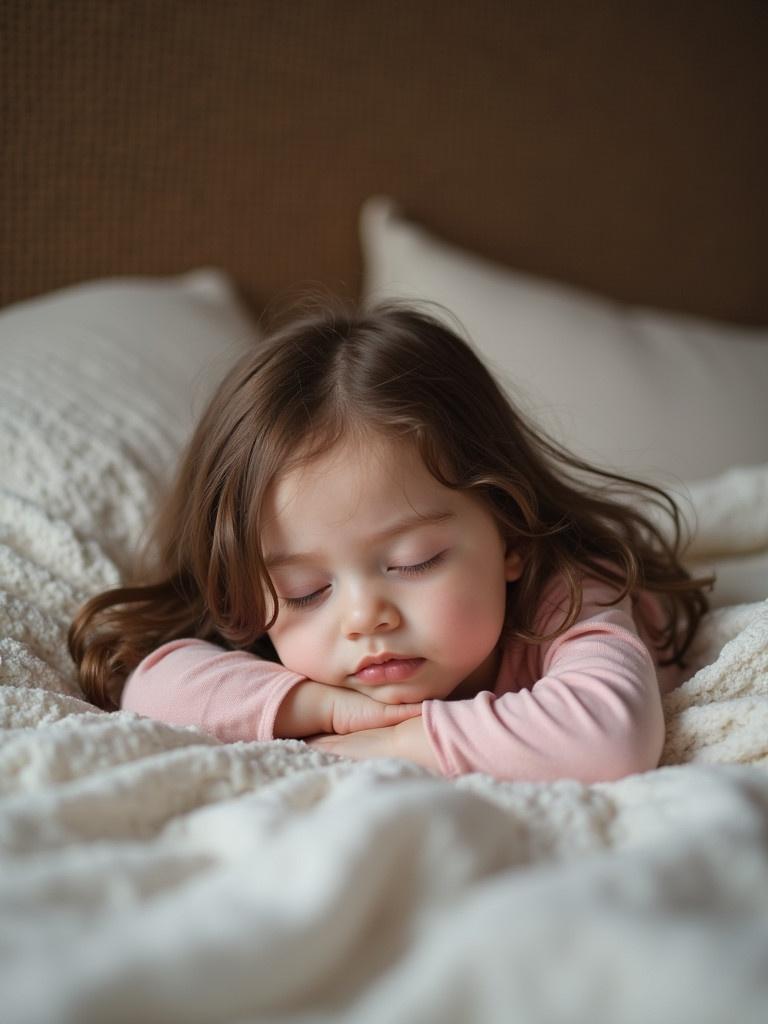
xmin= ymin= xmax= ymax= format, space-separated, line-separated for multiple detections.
xmin=396 ymin=551 xmax=446 ymax=576
xmin=280 ymin=551 xmax=447 ymax=610
xmin=281 ymin=591 xmax=326 ymax=610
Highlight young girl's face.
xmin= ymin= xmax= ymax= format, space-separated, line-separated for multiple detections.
xmin=261 ymin=431 xmax=523 ymax=704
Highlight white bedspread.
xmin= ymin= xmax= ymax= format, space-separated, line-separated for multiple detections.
xmin=2 ymin=325 xmax=767 ymax=1023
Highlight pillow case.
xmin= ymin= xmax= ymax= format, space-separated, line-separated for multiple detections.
xmin=359 ymin=196 xmax=768 ymax=484
xmin=0 ymin=268 xmax=257 ymax=576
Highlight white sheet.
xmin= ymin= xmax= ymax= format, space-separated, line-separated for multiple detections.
xmin=2 ymin=307 xmax=768 ymax=1022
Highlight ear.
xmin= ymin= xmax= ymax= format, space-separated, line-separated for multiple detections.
xmin=504 ymin=547 xmax=524 ymax=582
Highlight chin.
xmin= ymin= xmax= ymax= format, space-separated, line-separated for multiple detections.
xmin=370 ymin=687 xmax=421 ymax=705
xmin=358 ymin=681 xmax=451 ymax=705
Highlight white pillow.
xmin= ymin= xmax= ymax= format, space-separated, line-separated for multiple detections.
xmin=0 ymin=269 xmax=257 ymax=575
xmin=360 ymin=196 xmax=768 ymax=484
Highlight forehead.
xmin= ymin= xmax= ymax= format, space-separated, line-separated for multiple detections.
xmin=262 ymin=432 xmax=448 ymax=539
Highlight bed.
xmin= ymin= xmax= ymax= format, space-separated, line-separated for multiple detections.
xmin=2 ymin=4 xmax=767 ymax=1022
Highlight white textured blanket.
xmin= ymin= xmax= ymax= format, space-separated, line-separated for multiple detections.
xmin=2 ymin=280 xmax=768 ymax=1024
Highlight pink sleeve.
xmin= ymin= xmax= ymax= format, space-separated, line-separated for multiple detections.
xmin=120 ymin=638 xmax=307 ymax=742
xmin=420 ymin=581 xmax=666 ymax=783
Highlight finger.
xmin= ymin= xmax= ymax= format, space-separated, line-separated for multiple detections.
xmin=384 ymin=702 xmax=423 ymax=720
xmin=306 ymin=735 xmax=337 ymax=750
xmin=353 ymin=701 xmax=421 ymax=731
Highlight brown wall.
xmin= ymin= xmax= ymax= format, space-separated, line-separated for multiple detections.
xmin=1 ymin=1 xmax=766 ymax=322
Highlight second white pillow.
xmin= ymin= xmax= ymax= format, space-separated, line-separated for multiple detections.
xmin=360 ymin=196 xmax=768 ymax=484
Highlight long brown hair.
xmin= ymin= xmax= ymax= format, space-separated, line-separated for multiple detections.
xmin=69 ymin=298 xmax=712 ymax=710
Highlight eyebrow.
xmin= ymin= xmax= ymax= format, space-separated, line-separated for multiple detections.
xmin=264 ymin=510 xmax=456 ymax=569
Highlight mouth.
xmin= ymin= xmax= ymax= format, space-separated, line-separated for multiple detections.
xmin=353 ymin=656 xmax=426 ymax=684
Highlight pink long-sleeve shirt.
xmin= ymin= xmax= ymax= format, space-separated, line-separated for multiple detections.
xmin=120 ymin=574 xmax=682 ymax=783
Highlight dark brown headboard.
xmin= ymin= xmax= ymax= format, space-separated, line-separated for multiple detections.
xmin=2 ymin=1 xmax=766 ymax=323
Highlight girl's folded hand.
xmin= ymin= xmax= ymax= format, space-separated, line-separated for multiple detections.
xmin=273 ymin=679 xmax=422 ymax=739
xmin=306 ymin=716 xmax=439 ymax=773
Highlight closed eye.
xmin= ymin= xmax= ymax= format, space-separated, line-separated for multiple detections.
xmin=280 ymin=586 xmax=329 ymax=610
xmin=392 ymin=551 xmax=447 ymax=576
xmin=279 ymin=552 xmax=448 ymax=610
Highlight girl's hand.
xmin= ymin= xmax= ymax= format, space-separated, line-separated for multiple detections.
xmin=307 ymin=716 xmax=440 ymax=774
xmin=273 ymin=680 xmax=423 ymax=739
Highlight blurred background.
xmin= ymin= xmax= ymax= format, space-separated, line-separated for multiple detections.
xmin=1 ymin=0 xmax=766 ymax=322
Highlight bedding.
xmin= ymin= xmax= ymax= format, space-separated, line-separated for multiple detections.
xmin=1 ymin=273 xmax=768 ymax=1023
xmin=360 ymin=196 xmax=768 ymax=485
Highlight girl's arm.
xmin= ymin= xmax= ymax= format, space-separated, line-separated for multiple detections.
xmin=420 ymin=603 xmax=666 ymax=783
xmin=120 ymin=638 xmax=421 ymax=742
xmin=120 ymin=639 xmax=305 ymax=741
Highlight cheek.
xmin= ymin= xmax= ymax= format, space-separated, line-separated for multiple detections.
xmin=424 ymin=575 xmax=506 ymax=641
xmin=267 ymin=617 xmax=329 ymax=678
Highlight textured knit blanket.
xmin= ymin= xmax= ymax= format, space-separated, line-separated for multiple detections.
xmin=2 ymin=293 xmax=768 ymax=1023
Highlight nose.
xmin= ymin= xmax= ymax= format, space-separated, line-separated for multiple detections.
xmin=341 ymin=581 xmax=400 ymax=639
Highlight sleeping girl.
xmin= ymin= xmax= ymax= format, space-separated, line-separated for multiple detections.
xmin=69 ymin=301 xmax=711 ymax=781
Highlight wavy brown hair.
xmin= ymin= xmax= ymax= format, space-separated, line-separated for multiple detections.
xmin=69 ymin=299 xmax=712 ymax=711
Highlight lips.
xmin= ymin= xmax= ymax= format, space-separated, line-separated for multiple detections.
xmin=353 ymin=654 xmax=425 ymax=684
